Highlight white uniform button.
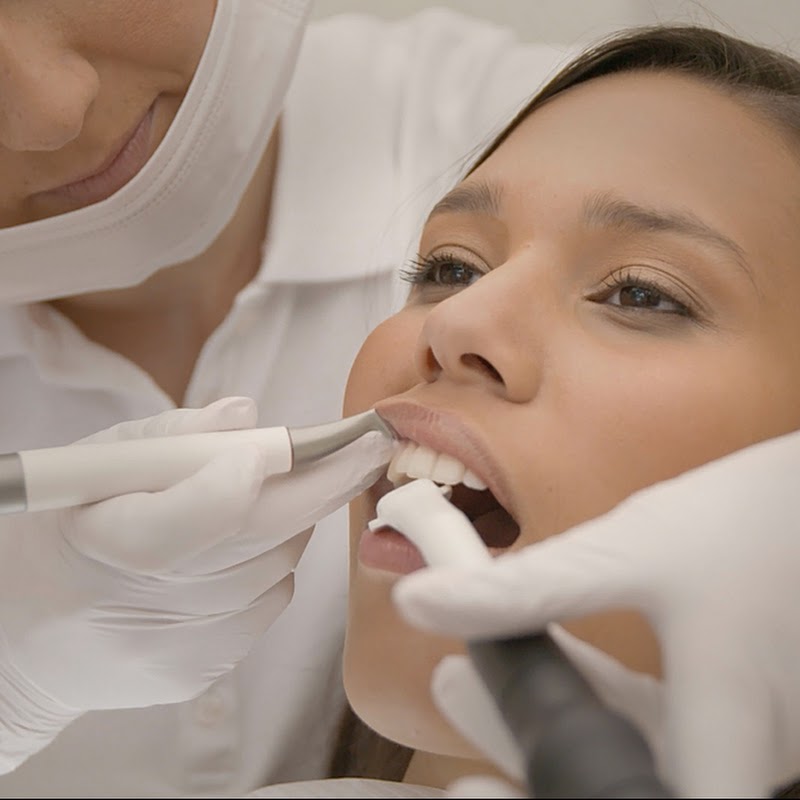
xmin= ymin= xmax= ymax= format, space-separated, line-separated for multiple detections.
xmin=194 ymin=689 xmax=227 ymax=726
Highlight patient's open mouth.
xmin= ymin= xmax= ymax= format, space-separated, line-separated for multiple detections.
xmin=448 ymin=481 xmax=520 ymax=548
xmin=374 ymin=440 xmax=521 ymax=550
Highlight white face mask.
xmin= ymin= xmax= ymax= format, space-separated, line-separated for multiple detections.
xmin=0 ymin=0 xmax=309 ymax=306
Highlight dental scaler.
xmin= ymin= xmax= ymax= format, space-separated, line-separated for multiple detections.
xmin=0 ymin=409 xmax=396 ymax=515
xmin=371 ymin=479 xmax=674 ymax=800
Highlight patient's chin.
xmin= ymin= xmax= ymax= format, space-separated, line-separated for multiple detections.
xmin=343 ymin=669 xmax=484 ymax=761
xmin=343 ymin=583 xmax=479 ymax=759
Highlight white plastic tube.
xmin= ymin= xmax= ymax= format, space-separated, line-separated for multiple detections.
xmin=19 ymin=427 xmax=292 ymax=513
xmin=369 ymin=478 xmax=491 ymax=567
xmin=0 ymin=408 xmax=395 ymax=515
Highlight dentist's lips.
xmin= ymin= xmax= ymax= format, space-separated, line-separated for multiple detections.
xmin=35 ymin=103 xmax=156 ymax=206
xmin=358 ymin=403 xmax=521 ymax=574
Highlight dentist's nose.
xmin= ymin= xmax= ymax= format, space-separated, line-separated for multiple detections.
xmin=414 ymin=268 xmax=543 ymax=403
xmin=0 ymin=23 xmax=99 ymax=151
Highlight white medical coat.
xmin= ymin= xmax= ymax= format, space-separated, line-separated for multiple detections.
xmin=0 ymin=8 xmax=566 ymax=796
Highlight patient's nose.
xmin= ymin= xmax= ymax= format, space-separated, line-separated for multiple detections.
xmin=0 ymin=23 xmax=99 ymax=151
xmin=414 ymin=266 xmax=544 ymax=403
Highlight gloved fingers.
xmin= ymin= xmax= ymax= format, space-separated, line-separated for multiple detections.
xmin=177 ymin=506 xmax=313 ymax=575
xmin=78 ymin=396 xmax=257 ymax=444
xmin=393 ymin=513 xmax=650 ymax=640
xmin=163 ymin=531 xmax=310 ymax=615
xmin=234 ymin=570 xmax=295 ymax=634
xmin=180 ymin=524 xmax=311 ymax=580
xmin=444 ymin=775 xmax=527 ymax=798
xmin=178 ymin=572 xmax=295 ymax=677
xmin=164 ymin=432 xmax=390 ymax=574
xmin=65 ymin=443 xmax=267 ymax=572
xmin=178 ymin=573 xmax=295 ymax=678
xmin=662 ymin=623 xmax=777 ymax=799
xmin=246 ymin=431 xmax=394 ymax=546
xmin=431 ymin=655 xmax=525 ymax=784
xmin=89 ymin=574 xmax=295 ymax=709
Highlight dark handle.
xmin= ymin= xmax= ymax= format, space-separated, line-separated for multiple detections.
xmin=468 ymin=634 xmax=674 ymax=798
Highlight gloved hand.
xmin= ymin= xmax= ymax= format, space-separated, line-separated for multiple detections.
xmin=0 ymin=397 xmax=391 ymax=773
xmin=428 ymin=627 xmax=665 ymax=799
xmin=394 ymin=428 xmax=800 ymax=799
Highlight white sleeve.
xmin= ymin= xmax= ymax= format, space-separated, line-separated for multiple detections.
xmin=271 ymin=9 xmax=574 ymax=285
xmin=385 ymin=7 xmax=575 ymax=193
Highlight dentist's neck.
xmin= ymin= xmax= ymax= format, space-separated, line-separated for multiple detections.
xmin=48 ymin=122 xmax=281 ymax=405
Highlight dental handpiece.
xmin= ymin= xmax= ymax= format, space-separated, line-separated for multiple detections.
xmin=372 ymin=479 xmax=674 ymax=799
xmin=467 ymin=634 xmax=673 ymax=799
xmin=0 ymin=409 xmax=396 ymax=515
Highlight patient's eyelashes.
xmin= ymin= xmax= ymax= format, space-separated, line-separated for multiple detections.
xmin=587 ymin=266 xmax=696 ymax=319
xmin=400 ymin=250 xmax=701 ymax=325
xmin=400 ymin=251 xmax=486 ymax=293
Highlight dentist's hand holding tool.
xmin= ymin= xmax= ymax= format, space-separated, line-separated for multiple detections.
xmin=394 ymin=429 xmax=800 ymax=799
xmin=0 ymin=396 xmax=393 ymax=773
xmin=374 ymin=479 xmax=668 ymax=799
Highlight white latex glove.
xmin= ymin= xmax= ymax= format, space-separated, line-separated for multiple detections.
xmin=429 ymin=626 xmax=664 ymax=799
xmin=395 ymin=428 xmax=800 ymax=799
xmin=0 ymin=397 xmax=391 ymax=773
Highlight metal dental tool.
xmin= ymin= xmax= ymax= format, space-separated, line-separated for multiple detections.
xmin=371 ymin=478 xmax=674 ymax=799
xmin=0 ymin=409 xmax=396 ymax=515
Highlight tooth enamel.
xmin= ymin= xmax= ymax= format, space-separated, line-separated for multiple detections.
xmin=393 ymin=442 xmax=416 ymax=476
xmin=386 ymin=458 xmax=404 ymax=485
xmin=387 ymin=441 xmax=486 ymax=490
xmin=430 ymin=452 xmax=466 ymax=485
xmin=387 ymin=446 xmax=413 ymax=485
xmin=462 ymin=469 xmax=488 ymax=491
xmin=405 ymin=444 xmax=438 ymax=479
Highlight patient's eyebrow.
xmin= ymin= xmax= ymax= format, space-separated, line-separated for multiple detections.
xmin=583 ymin=191 xmax=753 ymax=280
xmin=427 ymin=180 xmax=503 ymax=220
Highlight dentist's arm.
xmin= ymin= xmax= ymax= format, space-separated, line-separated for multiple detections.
xmin=0 ymin=397 xmax=390 ymax=772
xmin=394 ymin=428 xmax=800 ymax=799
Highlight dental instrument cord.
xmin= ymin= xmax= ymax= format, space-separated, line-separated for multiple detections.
xmin=468 ymin=633 xmax=675 ymax=798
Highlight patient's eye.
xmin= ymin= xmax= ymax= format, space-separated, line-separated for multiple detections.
xmin=400 ymin=251 xmax=486 ymax=291
xmin=589 ymin=268 xmax=693 ymax=318
xmin=610 ymin=283 xmax=684 ymax=312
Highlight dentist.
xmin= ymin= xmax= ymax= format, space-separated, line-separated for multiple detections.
xmin=0 ymin=0 xmax=564 ymax=795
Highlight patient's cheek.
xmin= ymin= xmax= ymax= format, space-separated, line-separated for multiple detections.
xmin=343 ymin=310 xmax=424 ymax=415
xmin=566 ymin=611 xmax=663 ymax=678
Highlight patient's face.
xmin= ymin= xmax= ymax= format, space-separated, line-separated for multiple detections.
xmin=342 ymin=70 xmax=800 ymax=758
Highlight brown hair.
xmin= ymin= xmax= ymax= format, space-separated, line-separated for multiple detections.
xmin=327 ymin=704 xmax=412 ymax=781
xmin=329 ymin=23 xmax=800 ymax=795
xmin=470 ymin=24 xmax=800 ymax=177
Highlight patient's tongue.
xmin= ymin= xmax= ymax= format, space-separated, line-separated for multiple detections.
xmin=471 ymin=507 xmax=520 ymax=548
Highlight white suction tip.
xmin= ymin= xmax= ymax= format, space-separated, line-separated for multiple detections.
xmin=369 ymin=479 xmax=491 ymax=567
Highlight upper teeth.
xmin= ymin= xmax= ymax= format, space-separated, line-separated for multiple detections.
xmin=387 ymin=441 xmax=488 ymax=490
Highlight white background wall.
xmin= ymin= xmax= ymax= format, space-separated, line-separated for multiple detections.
xmin=310 ymin=1 xmax=800 ymax=54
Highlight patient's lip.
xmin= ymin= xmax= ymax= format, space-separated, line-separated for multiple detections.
xmin=374 ymin=399 xmax=515 ymax=520
xmin=357 ymin=527 xmax=427 ymax=574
